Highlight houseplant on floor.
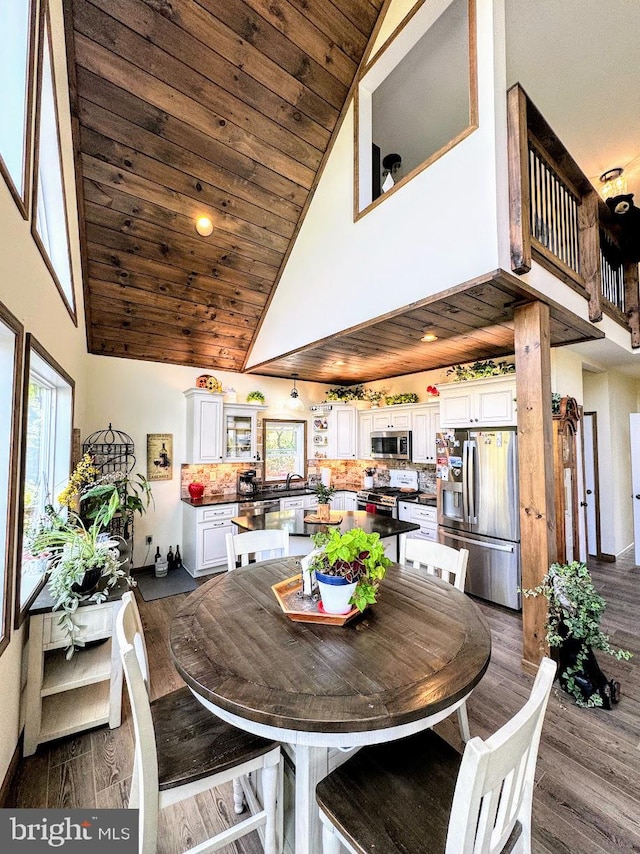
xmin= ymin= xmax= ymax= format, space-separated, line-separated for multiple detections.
xmin=314 ymin=482 xmax=336 ymax=522
xmin=307 ymin=528 xmax=391 ymax=614
xmin=522 ymin=561 xmax=632 ymax=707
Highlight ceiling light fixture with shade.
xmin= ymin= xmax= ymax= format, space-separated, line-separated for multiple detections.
xmin=287 ymin=373 xmax=305 ymax=411
xmin=195 ymin=215 xmax=214 ymax=237
xmin=420 ymin=331 xmax=438 ymax=342
xmin=599 ymin=168 xmax=627 ymax=201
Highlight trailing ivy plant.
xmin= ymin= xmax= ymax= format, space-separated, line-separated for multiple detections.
xmin=447 ymin=360 xmax=516 ymax=382
xmin=522 ymin=561 xmax=631 ymax=707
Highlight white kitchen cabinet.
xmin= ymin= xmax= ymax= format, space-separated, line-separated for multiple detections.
xmin=280 ymin=495 xmax=306 ymax=511
xmin=438 ymin=376 xmax=517 ymax=428
xmin=371 ymin=408 xmax=412 ymax=431
xmin=411 ymin=404 xmax=440 ymax=464
xmin=312 ymin=404 xmax=357 ymax=460
xmin=24 ymin=595 xmax=124 ymax=757
xmin=185 ymin=390 xmax=266 ymax=464
xmin=185 ymin=389 xmax=224 ymax=462
xmin=182 ymin=502 xmax=238 ymax=576
xmin=398 ymin=501 xmax=437 ymax=544
xmin=358 ymin=412 xmax=374 ymax=459
xmin=342 ymin=492 xmax=357 ymax=511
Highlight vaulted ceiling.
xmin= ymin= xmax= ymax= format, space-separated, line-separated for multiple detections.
xmin=64 ymin=0 xmax=384 ymax=372
xmin=63 ymin=0 xmax=618 ymax=385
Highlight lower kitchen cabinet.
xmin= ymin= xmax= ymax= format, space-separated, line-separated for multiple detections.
xmin=398 ymin=501 xmax=437 ymax=544
xmin=24 ymin=594 xmax=124 ymax=757
xmin=182 ymin=502 xmax=238 ymax=576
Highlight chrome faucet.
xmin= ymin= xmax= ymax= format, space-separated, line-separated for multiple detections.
xmin=285 ymin=473 xmax=305 ymax=490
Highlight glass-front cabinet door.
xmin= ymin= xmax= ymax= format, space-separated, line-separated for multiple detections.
xmin=224 ymin=405 xmax=259 ymax=462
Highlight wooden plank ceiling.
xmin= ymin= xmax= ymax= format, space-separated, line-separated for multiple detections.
xmin=65 ymin=0 xmax=383 ymax=371
xmin=65 ymin=0 xmax=603 ymax=386
xmin=246 ymin=273 xmax=605 ymax=383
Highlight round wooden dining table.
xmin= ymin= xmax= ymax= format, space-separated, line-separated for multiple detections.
xmin=170 ymin=557 xmax=491 ymax=854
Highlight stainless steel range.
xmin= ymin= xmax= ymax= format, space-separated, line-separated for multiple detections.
xmin=356 ymin=469 xmax=419 ymax=518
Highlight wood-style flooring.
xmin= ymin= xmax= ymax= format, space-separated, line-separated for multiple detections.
xmin=8 ymin=550 xmax=640 ymax=853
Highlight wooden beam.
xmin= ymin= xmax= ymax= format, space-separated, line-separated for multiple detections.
xmin=507 ymin=84 xmax=531 ymax=274
xmin=514 ymin=302 xmax=555 ymax=669
xmin=624 ymin=259 xmax=640 ymax=348
xmin=577 ymin=190 xmax=603 ymax=322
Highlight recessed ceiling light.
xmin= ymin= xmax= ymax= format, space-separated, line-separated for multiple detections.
xmin=333 ymin=360 xmax=345 ymax=366
xmin=420 ymin=332 xmax=438 ymax=342
xmin=195 ymin=216 xmax=213 ymax=237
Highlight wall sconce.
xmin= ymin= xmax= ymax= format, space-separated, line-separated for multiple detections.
xmin=382 ymin=153 xmax=402 ymax=193
xmin=287 ymin=373 xmax=305 ymax=411
xmin=195 ymin=215 xmax=214 ymax=237
xmin=599 ymin=168 xmax=627 ymax=201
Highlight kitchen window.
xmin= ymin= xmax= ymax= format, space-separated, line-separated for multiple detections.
xmin=31 ymin=1 xmax=76 ymax=322
xmin=15 ymin=336 xmax=74 ymax=623
xmin=0 ymin=304 xmax=24 ymax=657
xmin=263 ymin=420 xmax=308 ymax=484
xmin=0 ymin=0 xmax=36 ymax=216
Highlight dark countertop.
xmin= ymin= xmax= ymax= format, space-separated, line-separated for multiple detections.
xmin=397 ymin=493 xmax=437 ymax=507
xmin=231 ymin=509 xmax=420 ymax=538
xmin=182 ymin=487 xmax=356 ymax=508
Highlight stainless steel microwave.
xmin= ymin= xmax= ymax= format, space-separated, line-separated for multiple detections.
xmin=370 ymin=431 xmax=412 ymax=460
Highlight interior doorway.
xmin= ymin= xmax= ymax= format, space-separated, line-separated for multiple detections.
xmin=582 ymin=412 xmax=602 ymax=558
xmin=630 ymin=413 xmax=640 ymax=566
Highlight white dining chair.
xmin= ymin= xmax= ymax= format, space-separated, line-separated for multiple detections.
xmin=317 ymin=656 xmax=556 ymax=854
xmin=116 ymin=591 xmax=282 ymax=854
xmin=399 ymin=536 xmax=471 ymax=741
xmin=225 ymin=529 xmax=290 ymax=571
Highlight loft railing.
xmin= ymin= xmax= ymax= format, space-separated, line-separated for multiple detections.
xmin=507 ymin=83 xmax=639 ymax=348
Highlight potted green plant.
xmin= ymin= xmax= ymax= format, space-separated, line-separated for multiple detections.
xmin=325 ymin=385 xmax=366 ymax=403
xmin=363 ymin=387 xmax=388 ymax=407
xmin=246 ymin=390 xmax=266 ymax=404
xmin=27 ymin=505 xmax=135 ymax=658
xmin=385 ymin=392 xmax=419 ymax=405
xmin=446 ymin=360 xmax=516 ymax=382
xmin=522 ymin=561 xmax=631 ymax=707
xmin=307 ymin=528 xmax=391 ymax=614
xmin=314 ymin=482 xmax=336 ymax=521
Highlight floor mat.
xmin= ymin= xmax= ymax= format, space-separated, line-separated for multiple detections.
xmin=135 ymin=567 xmax=198 ymax=602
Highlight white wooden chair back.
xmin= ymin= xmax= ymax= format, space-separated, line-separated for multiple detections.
xmin=400 ymin=537 xmax=469 ymax=591
xmin=226 ymin=529 xmax=290 ymax=571
xmin=115 ymin=591 xmax=159 ymax=854
xmin=445 ymin=657 xmax=556 ymax=854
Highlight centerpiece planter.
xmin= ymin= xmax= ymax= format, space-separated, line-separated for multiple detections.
xmin=315 ymin=571 xmax=358 ymax=615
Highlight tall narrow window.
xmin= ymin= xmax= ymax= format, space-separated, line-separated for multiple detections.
xmin=16 ymin=337 xmax=74 ymax=622
xmin=0 ymin=304 xmax=24 ymax=656
xmin=0 ymin=0 xmax=35 ymax=216
xmin=32 ymin=1 xmax=76 ymax=322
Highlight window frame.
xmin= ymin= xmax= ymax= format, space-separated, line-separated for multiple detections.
xmin=31 ymin=0 xmax=77 ymax=324
xmin=14 ymin=334 xmax=74 ymax=627
xmin=354 ymin=0 xmax=478 ymax=219
xmin=0 ymin=303 xmax=24 ymax=657
xmin=262 ymin=419 xmax=308 ymax=486
xmin=0 ymin=0 xmax=37 ymax=219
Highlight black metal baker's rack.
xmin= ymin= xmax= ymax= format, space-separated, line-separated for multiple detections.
xmin=82 ymin=424 xmax=136 ymax=542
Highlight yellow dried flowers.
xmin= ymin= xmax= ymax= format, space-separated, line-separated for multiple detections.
xmin=57 ymin=453 xmax=99 ymax=509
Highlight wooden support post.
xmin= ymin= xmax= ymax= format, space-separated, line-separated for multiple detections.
xmin=507 ymin=84 xmax=532 ymax=274
xmin=514 ymin=302 xmax=556 ymax=670
xmin=577 ymin=191 xmax=603 ymax=322
xmin=624 ymin=259 xmax=640 ymax=348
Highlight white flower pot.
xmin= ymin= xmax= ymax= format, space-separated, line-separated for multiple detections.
xmin=316 ymin=571 xmax=357 ymax=614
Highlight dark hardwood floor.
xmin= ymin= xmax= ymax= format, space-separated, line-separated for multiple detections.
xmin=8 ymin=550 xmax=640 ymax=853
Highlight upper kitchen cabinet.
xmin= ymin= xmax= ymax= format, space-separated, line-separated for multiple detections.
xmin=311 ymin=404 xmax=357 ymax=460
xmin=372 ymin=407 xmax=412 ymax=431
xmin=184 ymin=390 xmax=265 ymax=463
xmin=411 ymin=403 xmax=440 ymax=464
xmin=439 ymin=376 xmax=517 ymax=428
xmin=358 ymin=411 xmax=374 ymax=459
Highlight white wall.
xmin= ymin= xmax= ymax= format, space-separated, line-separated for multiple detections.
xmin=247 ymin=0 xmax=505 ymax=368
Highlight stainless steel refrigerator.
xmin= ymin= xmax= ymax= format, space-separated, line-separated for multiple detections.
xmin=437 ymin=428 xmax=521 ymax=610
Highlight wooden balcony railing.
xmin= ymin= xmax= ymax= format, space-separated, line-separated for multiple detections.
xmin=507 ymin=83 xmax=640 ymax=348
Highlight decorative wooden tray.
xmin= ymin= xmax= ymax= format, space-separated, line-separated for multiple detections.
xmin=303 ymin=512 xmax=343 ymax=524
xmin=271 ymin=574 xmax=360 ymax=625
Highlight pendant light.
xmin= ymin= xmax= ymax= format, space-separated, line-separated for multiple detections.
xmin=287 ymin=373 xmax=305 ymax=411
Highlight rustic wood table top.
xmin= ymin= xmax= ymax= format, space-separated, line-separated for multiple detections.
xmin=169 ymin=558 xmax=491 ymax=737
